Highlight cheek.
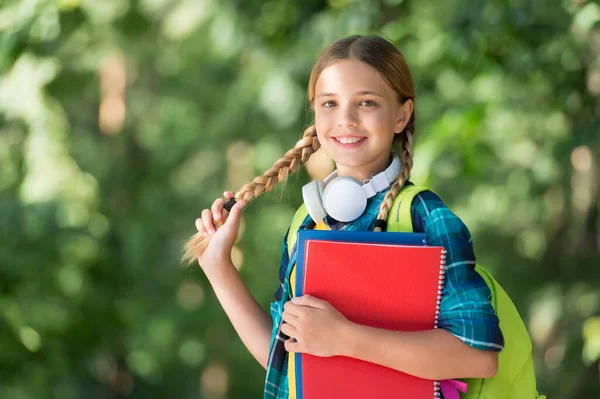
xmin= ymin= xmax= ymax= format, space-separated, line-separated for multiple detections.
xmin=363 ymin=110 xmax=394 ymax=132
xmin=314 ymin=111 xmax=333 ymax=135
xmin=315 ymin=109 xmax=333 ymax=125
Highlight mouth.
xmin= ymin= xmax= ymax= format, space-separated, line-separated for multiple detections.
xmin=333 ymin=136 xmax=367 ymax=145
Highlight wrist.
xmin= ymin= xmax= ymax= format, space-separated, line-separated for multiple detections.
xmin=339 ymin=319 xmax=360 ymax=358
xmin=203 ymin=258 xmax=237 ymax=284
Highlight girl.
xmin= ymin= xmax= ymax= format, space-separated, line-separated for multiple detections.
xmin=184 ymin=35 xmax=503 ymax=398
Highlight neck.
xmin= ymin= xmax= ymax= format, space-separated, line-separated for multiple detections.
xmin=335 ymin=155 xmax=393 ymax=183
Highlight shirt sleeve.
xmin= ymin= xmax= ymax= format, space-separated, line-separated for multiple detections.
xmin=412 ymin=191 xmax=504 ymax=352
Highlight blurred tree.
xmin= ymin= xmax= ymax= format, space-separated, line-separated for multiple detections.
xmin=0 ymin=0 xmax=598 ymax=398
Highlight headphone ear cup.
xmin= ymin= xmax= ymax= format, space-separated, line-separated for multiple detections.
xmin=302 ymin=180 xmax=327 ymax=224
xmin=322 ymin=176 xmax=368 ymax=222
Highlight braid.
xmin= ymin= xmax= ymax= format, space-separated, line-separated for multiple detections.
xmin=182 ymin=125 xmax=320 ymax=265
xmin=375 ymin=118 xmax=415 ymax=231
xmin=235 ymin=125 xmax=320 ymax=202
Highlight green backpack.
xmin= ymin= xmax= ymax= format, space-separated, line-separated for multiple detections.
xmin=287 ymin=185 xmax=546 ymax=399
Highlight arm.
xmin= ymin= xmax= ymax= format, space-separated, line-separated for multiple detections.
xmin=342 ymin=321 xmax=498 ymax=380
xmin=205 ymin=262 xmax=273 ymax=369
xmin=282 ymin=295 xmax=497 ymax=380
xmin=195 ymin=195 xmax=272 ymax=369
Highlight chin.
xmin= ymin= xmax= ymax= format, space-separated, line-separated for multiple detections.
xmin=333 ymin=154 xmax=375 ymax=166
xmin=330 ymin=156 xmax=365 ymax=169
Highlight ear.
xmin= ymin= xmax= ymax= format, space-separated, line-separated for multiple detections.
xmin=394 ymin=99 xmax=414 ymax=135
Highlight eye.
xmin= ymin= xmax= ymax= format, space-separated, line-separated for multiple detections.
xmin=322 ymin=101 xmax=336 ymax=108
xmin=360 ymin=100 xmax=377 ymax=107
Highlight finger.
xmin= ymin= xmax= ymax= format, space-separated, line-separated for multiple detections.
xmin=285 ymin=339 xmax=302 ymax=353
xmin=211 ymin=198 xmax=226 ymax=221
xmin=281 ymin=310 xmax=299 ymax=324
xmin=280 ymin=322 xmax=298 ymax=338
xmin=195 ymin=218 xmax=208 ymax=237
xmin=201 ymin=209 xmax=215 ymax=235
xmin=224 ymin=200 xmax=246 ymax=231
xmin=292 ymin=294 xmax=328 ymax=309
xmin=195 ymin=218 xmax=206 ymax=236
xmin=283 ymin=301 xmax=303 ymax=317
xmin=223 ymin=191 xmax=235 ymax=199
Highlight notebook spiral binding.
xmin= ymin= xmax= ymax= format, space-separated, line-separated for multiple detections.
xmin=433 ymin=248 xmax=447 ymax=398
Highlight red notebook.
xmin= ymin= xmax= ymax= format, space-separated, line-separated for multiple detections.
xmin=294 ymin=230 xmax=446 ymax=399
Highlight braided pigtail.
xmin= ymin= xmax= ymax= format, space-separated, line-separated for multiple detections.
xmin=374 ymin=116 xmax=415 ymax=232
xmin=182 ymin=125 xmax=320 ymax=265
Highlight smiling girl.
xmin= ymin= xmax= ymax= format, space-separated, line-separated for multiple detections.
xmin=184 ymin=35 xmax=503 ymax=399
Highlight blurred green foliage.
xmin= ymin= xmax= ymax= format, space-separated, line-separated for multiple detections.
xmin=0 ymin=0 xmax=599 ymax=397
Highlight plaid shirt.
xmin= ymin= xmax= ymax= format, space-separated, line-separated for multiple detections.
xmin=264 ymin=184 xmax=504 ymax=398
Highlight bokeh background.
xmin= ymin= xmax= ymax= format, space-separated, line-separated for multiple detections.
xmin=1 ymin=0 xmax=599 ymax=398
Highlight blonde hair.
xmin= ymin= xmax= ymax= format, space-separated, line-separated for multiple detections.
xmin=182 ymin=35 xmax=416 ymax=264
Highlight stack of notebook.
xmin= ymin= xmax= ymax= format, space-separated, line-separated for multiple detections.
xmin=294 ymin=230 xmax=446 ymax=399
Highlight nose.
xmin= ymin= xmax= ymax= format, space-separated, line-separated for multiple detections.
xmin=337 ymin=104 xmax=359 ymax=127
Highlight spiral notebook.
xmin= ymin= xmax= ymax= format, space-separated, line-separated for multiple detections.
xmin=294 ymin=230 xmax=446 ymax=399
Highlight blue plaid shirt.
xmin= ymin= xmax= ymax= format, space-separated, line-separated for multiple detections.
xmin=264 ymin=184 xmax=504 ymax=398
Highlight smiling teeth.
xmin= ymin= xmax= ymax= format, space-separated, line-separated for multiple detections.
xmin=336 ymin=137 xmax=363 ymax=144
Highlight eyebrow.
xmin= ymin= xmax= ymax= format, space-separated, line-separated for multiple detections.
xmin=316 ymin=90 xmax=385 ymax=98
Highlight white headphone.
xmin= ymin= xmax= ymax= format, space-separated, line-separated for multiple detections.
xmin=302 ymin=154 xmax=401 ymax=224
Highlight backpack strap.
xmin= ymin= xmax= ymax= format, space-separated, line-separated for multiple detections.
xmin=387 ymin=185 xmax=430 ymax=233
xmin=287 ymin=203 xmax=308 ymax=254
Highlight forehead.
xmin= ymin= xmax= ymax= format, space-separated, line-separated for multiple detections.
xmin=315 ymin=59 xmax=393 ymax=95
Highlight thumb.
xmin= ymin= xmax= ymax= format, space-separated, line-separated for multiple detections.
xmin=224 ymin=200 xmax=246 ymax=231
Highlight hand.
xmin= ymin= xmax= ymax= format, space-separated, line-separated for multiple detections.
xmin=195 ymin=191 xmax=246 ymax=273
xmin=281 ymin=295 xmax=352 ymax=358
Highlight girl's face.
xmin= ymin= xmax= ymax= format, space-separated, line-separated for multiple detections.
xmin=313 ymin=59 xmax=412 ymax=182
